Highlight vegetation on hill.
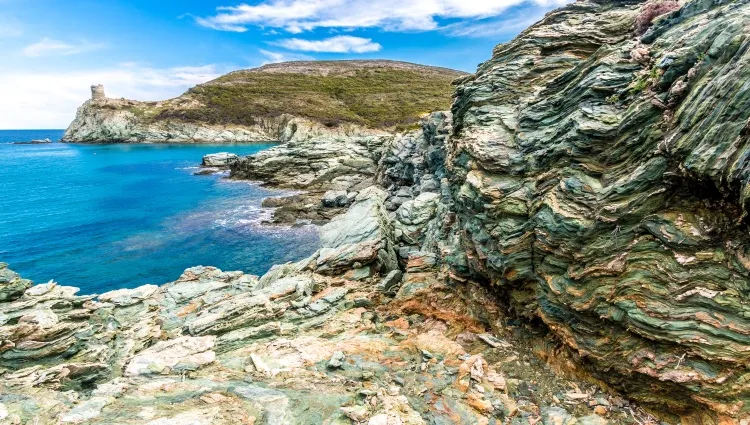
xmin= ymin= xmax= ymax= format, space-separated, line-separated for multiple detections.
xmin=136 ymin=61 xmax=465 ymax=131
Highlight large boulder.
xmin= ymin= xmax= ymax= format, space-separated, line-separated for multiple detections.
xmin=124 ymin=336 xmax=216 ymax=376
xmin=313 ymin=187 xmax=398 ymax=275
xmin=201 ymin=152 xmax=239 ymax=167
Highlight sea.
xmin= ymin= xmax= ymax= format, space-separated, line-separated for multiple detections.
xmin=0 ymin=130 xmax=320 ymax=294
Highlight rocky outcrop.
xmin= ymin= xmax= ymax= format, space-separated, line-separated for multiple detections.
xmin=62 ymin=103 xmax=384 ymax=144
xmin=12 ymin=138 xmax=52 ymax=145
xmin=0 ymin=219 xmax=656 ymax=424
xmin=230 ymin=132 xmax=393 ymax=224
xmin=445 ymin=0 xmax=750 ymax=422
xmin=223 ymin=0 xmax=750 ymax=422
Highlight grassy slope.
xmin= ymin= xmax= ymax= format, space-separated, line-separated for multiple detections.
xmin=135 ymin=61 xmax=465 ymax=131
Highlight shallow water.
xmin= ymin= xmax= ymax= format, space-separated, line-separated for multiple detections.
xmin=0 ymin=130 xmax=319 ymax=293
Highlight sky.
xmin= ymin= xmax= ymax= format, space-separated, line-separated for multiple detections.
xmin=0 ymin=0 xmax=572 ymax=129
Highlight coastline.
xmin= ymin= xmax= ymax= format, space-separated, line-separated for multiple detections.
xmin=2 ymin=0 xmax=750 ymax=423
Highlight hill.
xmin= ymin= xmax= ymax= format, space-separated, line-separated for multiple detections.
xmin=62 ymin=60 xmax=466 ymax=143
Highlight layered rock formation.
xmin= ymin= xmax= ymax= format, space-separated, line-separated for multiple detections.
xmin=62 ymin=60 xmax=464 ymax=143
xmin=0 ymin=194 xmax=656 ymax=424
xmin=8 ymin=0 xmax=750 ymax=423
xmin=447 ymin=0 xmax=750 ymax=421
xmin=225 ymin=0 xmax=750 ymax=422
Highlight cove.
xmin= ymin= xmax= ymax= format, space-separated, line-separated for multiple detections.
xmin=0 ymin=131 xmax=319 ymax=294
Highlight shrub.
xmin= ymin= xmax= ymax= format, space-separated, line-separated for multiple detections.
xmin=635 ymin=1 xmax=681 ymax=35
xmin=155 ymin=68 xmax=458 ymax=130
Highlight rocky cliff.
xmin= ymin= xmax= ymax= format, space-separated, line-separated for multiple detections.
xmin=448 ymin=0 xmax=750 ymax=421
xmin=229 ymin=0 xmax=750 ymax=422
xmin=4 ymin=0 xmax=750 ymax=424
xmin=62 ymin=60 xmax=465 ymax=143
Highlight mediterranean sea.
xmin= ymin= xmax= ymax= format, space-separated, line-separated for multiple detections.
xmin=0 ymin=130 xmax=319 ymax=294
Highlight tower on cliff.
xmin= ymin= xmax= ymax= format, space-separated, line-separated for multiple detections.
xmin=91 ymin=84 xmax=106 ymax=100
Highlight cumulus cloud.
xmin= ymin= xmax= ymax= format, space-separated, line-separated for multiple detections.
xmin=0 ymin=65 xmax=222 ymax=129
xmin=23 ymin=37 xmax=106 ymax=57
xmin=196 ymin=0 xmax=571 ymax=33
xmin=273 ymin=36 xmax=381 ymax=53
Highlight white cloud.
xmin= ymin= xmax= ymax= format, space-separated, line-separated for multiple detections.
xmin=196 ymin=0 xmax=571 ymax=33
xmin=274 ymin=36 xmax=381 ymax=53
xmin=259 ymin=49 xmax=315 ymax=64
xmin=443 ymin=6 xmax=553 ymax=37
xmin=0 ymin=65 xmax=222 ymax=129
xmin=23 ymin=37 xmax=105 ymax=57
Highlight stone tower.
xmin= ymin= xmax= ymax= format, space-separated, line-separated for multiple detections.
xmin=91 ymin=84 xmax=105 ymax=100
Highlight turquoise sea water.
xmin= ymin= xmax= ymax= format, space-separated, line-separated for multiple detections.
xmin=0 ymin=130 xmax=319 ymax=294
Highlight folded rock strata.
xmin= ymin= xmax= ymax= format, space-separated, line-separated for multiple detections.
xmin=224 ymin=0 xmax=750 ymax=422
xmin=0 ymin=196 xmax=655 ymax=424
xmin=447 ymin=0 xmax=750 ymax=421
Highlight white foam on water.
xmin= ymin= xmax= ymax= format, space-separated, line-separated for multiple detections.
xmin=213 ymin=204 xmax=275 ymax=230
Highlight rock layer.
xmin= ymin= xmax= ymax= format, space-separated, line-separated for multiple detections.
xmin=447 ymin=0 xmax=750 ymax=421
xmin=224 ymin=0 xmax=750 ymax=421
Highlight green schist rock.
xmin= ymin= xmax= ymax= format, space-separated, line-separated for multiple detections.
xmin=449 ymin=0 xmax=750 ymax=419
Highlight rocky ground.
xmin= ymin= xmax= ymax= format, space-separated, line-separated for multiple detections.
xmin=0 ymin=190 xmax=658 ymax=425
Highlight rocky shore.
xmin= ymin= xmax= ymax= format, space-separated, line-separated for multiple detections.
xmin=4 ymin=0 xmax=750 ymax=424
xmin=228 ymin=0 xmax=750 ymax=422
xmin=0 ymin=192 xmax=656 ymax=425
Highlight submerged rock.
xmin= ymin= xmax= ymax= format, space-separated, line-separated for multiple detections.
xmin=13 ymin=138 xmax=52 ymax=145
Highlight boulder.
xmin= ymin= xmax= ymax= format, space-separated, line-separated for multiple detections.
xmin=124 ymin=336 xmax=216 ymax=376
xmin=322 ymin=190 xmax=351 ymax=208
xmin=377 ymin=269 xmax=403 ymax=294
xmin=201 ymin=152 xmax=239 ymax=167
xmin=314 ymin=187 xmax=398 ymax=274
xmin=0 ymin=263 xmax=32 ymax=302
xmin=98 ymin=284 xmax=158 ymax=307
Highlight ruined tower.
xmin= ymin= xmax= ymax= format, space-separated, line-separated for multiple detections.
xmin=91 ymin=84 xmax=105 ymax=100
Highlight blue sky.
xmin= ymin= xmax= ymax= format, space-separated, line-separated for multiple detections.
xmin=0 ymin=0 xmax=571 ymax=129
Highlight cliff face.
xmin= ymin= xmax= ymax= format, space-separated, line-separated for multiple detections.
xmin=229 ymin=0 xmax=750 ymax=421
xmin=62 ymin=60 xmax=465 ymax=143
xmin=62 ymin=102 xmax=385 ymax=144
xmin=448 ymin=0 xmax=750 ymax=419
